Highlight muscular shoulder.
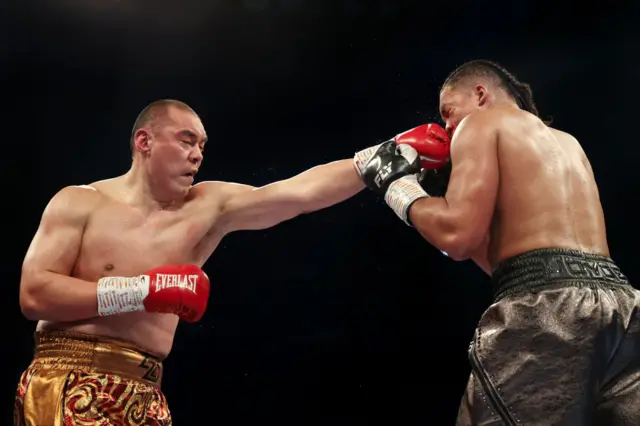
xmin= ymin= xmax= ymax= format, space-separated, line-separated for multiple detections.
xmin=451 ymin=109 xmax=501 ymax=153
xmin=549 ymin=127 xmax=581 ymax=146
xmin=548 ymin=127 xmax=591 ymax=166
xmin=42 ymin=185 xmax=104 ymax=226
xmin=456 ymin=108 xmax=505 ymax=137
xmin=465 ymin=107 xmax=557 ymax=144
xmin=49 ymin=185 xmax=103 ymax=208
xmin=189 ymin=180 xmax=255 ymax=209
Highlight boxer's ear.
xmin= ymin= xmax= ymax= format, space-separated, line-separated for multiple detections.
xmin=475 ymin=84 xmax=488 ymax=106
xmin=134 ymin=128 xmax=152 ymax=155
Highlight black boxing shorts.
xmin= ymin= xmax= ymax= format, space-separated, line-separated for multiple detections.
xmin=455 ymin=248 xmax=640 ymax=426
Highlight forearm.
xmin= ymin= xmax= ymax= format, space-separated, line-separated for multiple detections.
xmin=20 ymin=271 xmax=98 ymax=322
xmin=293 ymin=159 xmax=365 ymax=214
xmin=408 ymin=197 xmax=466 ymax=259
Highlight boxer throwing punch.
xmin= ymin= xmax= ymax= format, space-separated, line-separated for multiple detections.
xmin=353 ymin=123 xmax=451 ymax=194
xmin=359 ymin=60 xmax=639 ymax=425
xmin=16 ymin=98 xmax=444 ymax=425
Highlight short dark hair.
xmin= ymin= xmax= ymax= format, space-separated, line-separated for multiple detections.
xmin=442 ymin=60 xmax=543 ymax=119
xmin=129 ymin=99 xmax=196 ymax=154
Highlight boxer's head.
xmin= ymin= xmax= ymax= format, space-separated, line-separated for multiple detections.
xmin=130 ymin=99 xmax=207 ymax=198
xmin=439 ymin=60 xmax=541 ymax=136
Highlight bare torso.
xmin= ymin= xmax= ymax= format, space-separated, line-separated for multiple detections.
xmin=37 ymin=178 xmax=225 ymax=358
xmin=485 ymin=109 xmax=609 ymax=270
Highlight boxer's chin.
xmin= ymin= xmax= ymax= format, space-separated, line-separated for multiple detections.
xmin=178 ymin=174 xmax=195 ymax=186
xmin=175 ymin=177 xmax=193 ymax=194
xmin=161 ymin=178 xmax=191 ymax=200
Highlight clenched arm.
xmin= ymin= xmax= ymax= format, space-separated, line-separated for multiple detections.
xmin=408 ymin=112 xmax=499 ymax=260
xmin=20 ymin=186 xmax=102 ymax=322
xmin=216 ymin=159 xmax=365 ymax=233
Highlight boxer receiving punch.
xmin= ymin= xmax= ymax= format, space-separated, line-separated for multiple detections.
xmin=16 ymin=99 xmax=449 ymax=425
xmin=359 ymin=60 xmax=639 ymax=425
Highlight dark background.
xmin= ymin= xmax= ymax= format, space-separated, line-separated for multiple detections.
xmin=3 ymin=0 xmax=640 ymax=424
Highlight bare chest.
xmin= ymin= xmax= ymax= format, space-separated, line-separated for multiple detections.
xmin=74 ymin=205 xmax=211 ymax=280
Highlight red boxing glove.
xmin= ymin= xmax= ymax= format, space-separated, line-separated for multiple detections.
xmin=142 ymin=264 xmax=210 ymax=322
xmin=393 ymin=123 xmax=450 ymax=170
xmin=97 ymin=264 xmax=211 ymax=323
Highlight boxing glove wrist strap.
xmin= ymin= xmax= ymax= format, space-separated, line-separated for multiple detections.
xmin=97 ymin=275 xmax=150 ymax=316
xmin=353 ymin=143 xmax=383 ymax=177
xmin=384 ymin=174 xmax=430 ymax=226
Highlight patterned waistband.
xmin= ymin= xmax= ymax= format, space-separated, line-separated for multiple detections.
xmin=31 ymin=330 xmax=163 ymax=387
xmin=491 ymin=248 xmax=629 ymax=302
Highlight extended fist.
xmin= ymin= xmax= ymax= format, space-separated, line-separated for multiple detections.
xmin=353 ymin=123 xmax=451 ymax=178
xmin=352 ymin=123 xmax=451 ymax=226
xmin=359 ymin=140 xmax=422 ymax=194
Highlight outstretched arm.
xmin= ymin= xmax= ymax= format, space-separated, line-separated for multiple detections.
xmin=408 ymin=112 xmax=499 ymax=260
xmin=216 ymin=159 xmax=365 ymax=234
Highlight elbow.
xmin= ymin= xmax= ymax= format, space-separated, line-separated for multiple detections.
xmin=409 ymin=200 xmax=488 ymax=261
xmin=20 ymin=292 xmax=40 ymax=321
xmin=412 ymin=215 xmax=471 ymax=261
xmin=439 ymin=237 xmax=470 ymax=261
xmin=19 ymin=278 xmax=44 ymax=321
xmin=438 ymin=232 xmax=482 ymax=261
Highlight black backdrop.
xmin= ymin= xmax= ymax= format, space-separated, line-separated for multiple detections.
xmin=3 ymin=0 xmax=639 ymax=424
